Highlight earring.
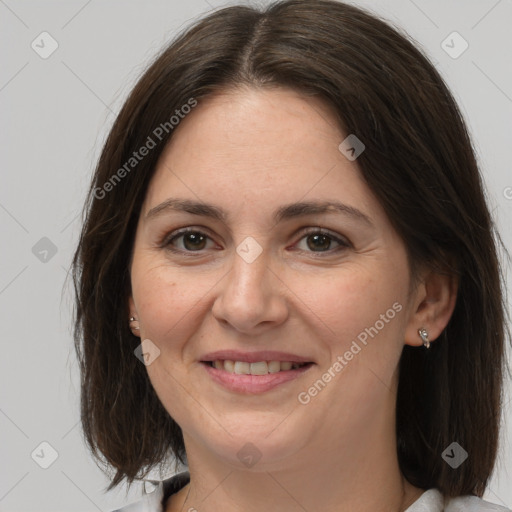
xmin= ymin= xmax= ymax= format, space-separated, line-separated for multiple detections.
xmin=418 ymin=328 xmax=430 ymax=349
xmin=129 ymin=316 xmax=140 ymax=331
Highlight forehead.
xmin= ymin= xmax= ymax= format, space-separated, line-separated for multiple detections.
xmin=142 ymin=87 xmax=377 ymax=221
xmin=165 ymin=86 xmax=342 ymax=161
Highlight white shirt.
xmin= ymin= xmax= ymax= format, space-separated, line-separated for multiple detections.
xmin=112 ymin=472 xmax=511 ymax=512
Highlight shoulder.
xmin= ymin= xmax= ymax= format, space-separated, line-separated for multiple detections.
xmin=110 ymin=471 xmax=191 ymax=512
xmin=111 ymin=481 xmax=510 ymax=512
xmin=406 ymin=488 xmax=511 ymax=512
xmin=446 ymin=493 xmax=511 ymax=512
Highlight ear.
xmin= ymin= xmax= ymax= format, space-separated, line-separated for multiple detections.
xmin=128 ymin=295 xmax=141 ymax=338
xmin=404 ymin=269 xmax=458 ymax=347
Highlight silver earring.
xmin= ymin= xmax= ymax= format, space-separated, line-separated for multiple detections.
xmin=418 ymin=328 xmax=430 ymax=349
xmin=129 ymin=317 xmax=140 ymax=330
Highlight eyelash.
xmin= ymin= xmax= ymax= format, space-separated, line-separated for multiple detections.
xmin=161 ymin=227 xmax=351 ymax=256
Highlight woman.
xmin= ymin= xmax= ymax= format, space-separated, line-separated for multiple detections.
xmin=72 ymin=1 xmax=511 ymax=511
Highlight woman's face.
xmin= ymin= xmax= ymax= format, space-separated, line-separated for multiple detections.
xmin=129 ymin=87 xmax=425 ymax=469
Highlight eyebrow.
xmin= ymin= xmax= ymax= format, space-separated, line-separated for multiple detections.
xmin=145 ymin=198 xmax=373 ymax=227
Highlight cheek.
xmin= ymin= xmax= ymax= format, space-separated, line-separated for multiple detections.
xmin=297 ymin=264 xmax=408 ymax=368
xmin=299 ymin=267 xmax=400 ymax=330
xmin=131 ymin=264 xmax=209 ymax=420
xmin=131 ymin=259 xmax=208 ymax=345
xmin=297 ymin=270 xmax=407 ymax=417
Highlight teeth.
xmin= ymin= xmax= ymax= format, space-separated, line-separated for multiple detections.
xmin=224 ymin=360 xmax=235 ymax=373
xmin=268 ymin=360 xmax=281 ymax=373
xmin=234 ymin=361 xmax=250 ymax=374
xmin=250 ymin=361 xmax=269 ymax=375
xmin=211 ymin=360 xmax=307 ymax=375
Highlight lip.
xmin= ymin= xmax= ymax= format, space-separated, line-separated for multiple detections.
xmin=199 ymin=350 xmax=314 ymax=364
xmin=202 ymin=361 xmax=315 ymax=394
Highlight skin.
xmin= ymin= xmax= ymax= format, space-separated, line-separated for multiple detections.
xmin=128 ymin=86 xmax=458 ymax=512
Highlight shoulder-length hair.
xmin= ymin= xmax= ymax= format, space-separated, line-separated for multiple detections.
xmin=72 ymin=0 xmax=510 ymax=495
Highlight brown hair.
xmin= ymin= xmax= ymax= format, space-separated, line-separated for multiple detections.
xmin=72 ymin=0 xmax=510 ymax=495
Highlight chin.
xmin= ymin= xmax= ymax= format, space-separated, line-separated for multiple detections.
xmin=192 ymin=418 xmax=310 ymax=471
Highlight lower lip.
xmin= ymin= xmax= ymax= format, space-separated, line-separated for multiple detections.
xmin=201 ymin=362 xmax=314 ymax=394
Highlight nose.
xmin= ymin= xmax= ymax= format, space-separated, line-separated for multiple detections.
xmin=211 ymin=244 xmax=289 ymax=334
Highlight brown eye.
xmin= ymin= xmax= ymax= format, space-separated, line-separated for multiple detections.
xmin=306 ymin=233 xmax=332 ymax=251
xmin=181 ymin=232 xmax=207 ymax=251
xmin=165 ymin=229 xmax=215 ymax=252
xmin=295 ymin=229 xmax=350 ymax=254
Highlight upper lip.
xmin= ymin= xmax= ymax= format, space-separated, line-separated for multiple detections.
xmin=200 ymin=350 xmax=315 ymax=364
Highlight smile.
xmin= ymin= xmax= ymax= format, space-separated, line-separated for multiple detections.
xmin=206 ymin=359 xmax=309 ymax=374
xmin=201 ymin=360 xmax=315 ymax=393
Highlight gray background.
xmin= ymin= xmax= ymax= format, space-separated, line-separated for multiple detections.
xmin=1 ymin=0 xmax=511 ymax=510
